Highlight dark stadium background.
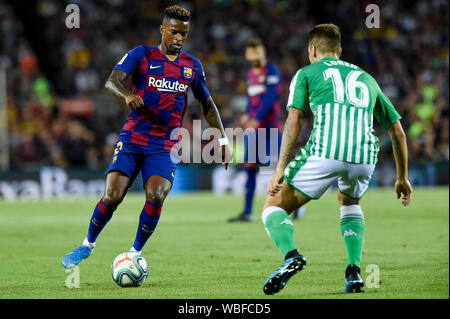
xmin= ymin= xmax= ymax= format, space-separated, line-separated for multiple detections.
xmin=0 ymin=0 xmax=448 ymax=200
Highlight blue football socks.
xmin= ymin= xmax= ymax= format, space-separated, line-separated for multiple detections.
xmin=86 ymin=199 xmax=116 ymax=244
xmin=244 ymin=167 xmax=258 ymax=215
xmin=132 ymin=201 xmax=163 ymax=252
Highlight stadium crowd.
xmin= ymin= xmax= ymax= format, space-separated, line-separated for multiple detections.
xmin=0 ymin=0 xmax=448 ymax=185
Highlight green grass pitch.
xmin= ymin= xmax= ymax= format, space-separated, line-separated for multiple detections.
xmin=0 ymin=187 xmax=448 ymax=299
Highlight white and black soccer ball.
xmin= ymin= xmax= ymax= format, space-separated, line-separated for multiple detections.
xmin=111 ymin=252 xmax=148 ymax=287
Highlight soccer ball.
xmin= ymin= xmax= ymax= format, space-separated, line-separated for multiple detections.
xmin=111 ymin=252 xmax=148 ymax=287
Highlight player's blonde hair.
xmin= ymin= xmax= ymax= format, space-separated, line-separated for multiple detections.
xmin=309 ymin=24 xmax=341 ymax=55
xmin=163 ymin=5 xmax=191 ymax=23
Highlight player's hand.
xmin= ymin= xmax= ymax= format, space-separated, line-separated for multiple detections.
xmin=267 ymin=169 xmax=284 ymax=197
xmin=124 ymin=94 xmax=144 ymax=110
xmin=395 ymin=178 xmax=412 ymax=206
xmin=220 ymin=144 xmax=233 ymax=170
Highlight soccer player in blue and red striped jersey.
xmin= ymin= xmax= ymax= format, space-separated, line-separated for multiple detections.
xmin=229 ymin=38 xmax=304 ymax=222
xmin=62 ymin=5 xmax=232 ymax=269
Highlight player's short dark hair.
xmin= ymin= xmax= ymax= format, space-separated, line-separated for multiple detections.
xmin=309 ymin=24 xmax=341 ymax=54
xmin=245 ymin=37 xmax=264 ymax=49
xmin=162 ymin=5 xmax=191 ymax=23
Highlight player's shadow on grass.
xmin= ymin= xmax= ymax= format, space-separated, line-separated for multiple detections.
xmin=311 ymin=289 xmax=378 ymax=296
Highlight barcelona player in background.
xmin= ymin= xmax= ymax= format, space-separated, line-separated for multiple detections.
xmin=229 ymin=38 xmax=305 ymax=222
xmin=62 ymin=5 xmax=232 ymax=269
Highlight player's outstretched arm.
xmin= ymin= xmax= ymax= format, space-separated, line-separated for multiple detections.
xmin=387 ymin=120 xmax=412 ymax=206
xmin=105 ymin=69 xmax=144 ymax=110
xmin=268 ymin=107 xmax=304 ymax=196
xmin=199 ymin=96 xmax=233 ymax=169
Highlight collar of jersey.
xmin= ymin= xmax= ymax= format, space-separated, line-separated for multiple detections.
xmin=320 ymin=56 xmax=338 ymax=61
xmin=156 ymin=46 xmax=180 ymax=64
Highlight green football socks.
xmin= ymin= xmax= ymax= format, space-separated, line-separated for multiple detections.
xmin=262 ymin=206 xmax=297 ymax=259
xmin=340 ymin=205 xmax=365 ymax=268
xmin=262 ymin=204 xmax=365 ymax=267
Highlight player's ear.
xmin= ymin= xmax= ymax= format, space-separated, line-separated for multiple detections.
xmin=338 ymin=47 xmax=342 ymax=58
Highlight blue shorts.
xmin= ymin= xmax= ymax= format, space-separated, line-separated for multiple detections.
xmin=244 ymin=129 xmax=282 ymax=166
xmin=106 ymin=140 xmax=177 ymax=185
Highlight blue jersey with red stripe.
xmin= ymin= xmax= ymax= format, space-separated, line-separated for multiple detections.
xmin=113 ymin=45 xmax=210 ymax=151
xmin=246 ymin=62 xmax=282 ymax=130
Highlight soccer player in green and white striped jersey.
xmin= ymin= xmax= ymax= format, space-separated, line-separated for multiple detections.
xmin=261 ymin=24 xmax=413 ymax=295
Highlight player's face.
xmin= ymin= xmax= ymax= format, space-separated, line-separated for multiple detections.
xmin=160 ymin=19 xmax=190 ymax=55
xmin=245 ymin=46 xmax=266 ymax=68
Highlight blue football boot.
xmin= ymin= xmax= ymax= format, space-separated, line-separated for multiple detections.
xmin=263 ymin=255 xmax=306 ymax=295
xmin=62 ymin=245 xmax=93 ymax=269
xmin=344 ymin=264 xmax=365 ymax=293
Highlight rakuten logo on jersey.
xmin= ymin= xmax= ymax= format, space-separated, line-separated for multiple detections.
xmin=148 ymin=77 xmax=188 ymax=93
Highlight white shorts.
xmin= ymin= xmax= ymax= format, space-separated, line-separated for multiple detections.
xmin=284 ymin=154 xmax=375 ymax=200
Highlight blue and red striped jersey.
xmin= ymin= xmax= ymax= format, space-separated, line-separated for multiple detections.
xmin=113 ymin=45 xmax=210 ymax=151
xmin=246 ymin=62 xmax=282 ymax=130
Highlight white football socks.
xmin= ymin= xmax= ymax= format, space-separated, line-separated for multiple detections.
xmin=82 ymin=238 xmax=143 ymax=253
xmin=82 ymin=237 xmax=95 ymax=250
xmin=129 ymin=247 xmax=142 ymax=254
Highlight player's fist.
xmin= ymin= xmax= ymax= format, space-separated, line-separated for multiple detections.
xmin=125 ymin=94 xmax=144 ymax=110
xmin=395 ymin=178 xmax=412 ymax=206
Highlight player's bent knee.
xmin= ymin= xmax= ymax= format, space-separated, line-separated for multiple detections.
xmin=145 ymin=192 xmax=165 ymax=204
xmin=338 ymin=192 xmax=360 ymax=206
xmin=144 ymin=177 xmax=172 ymax=204
xmin=145 ymin=187 xmax=170 ymax=204
xmin=263 ymin=183 xmax=310 ymax=214
xmin=342 ymin=198 xmax=359 ymax=206
xmin=103 ymin=188 xmax=127 ymax=207
xmin=263 ymin=192 xmax=282 ymax=210
xmin=263 ymin=194 xmax=295 ymax=214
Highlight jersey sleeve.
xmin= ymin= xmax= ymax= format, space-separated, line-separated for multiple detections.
xmin=191 ymin=59 xmax=211 ymax=101
xmin=113 ymin=45 xmax=146 ymax=76
xmin=373 ymin=83 xmax=402 ymax=130
xmin=286 ymin=68 xmax=308 ymax=111
xmin=254 ymin=64 xmax=281 ymax=122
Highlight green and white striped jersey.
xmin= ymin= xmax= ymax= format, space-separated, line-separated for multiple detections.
xmin=287 ymin=57 xmax=401 ymax=165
